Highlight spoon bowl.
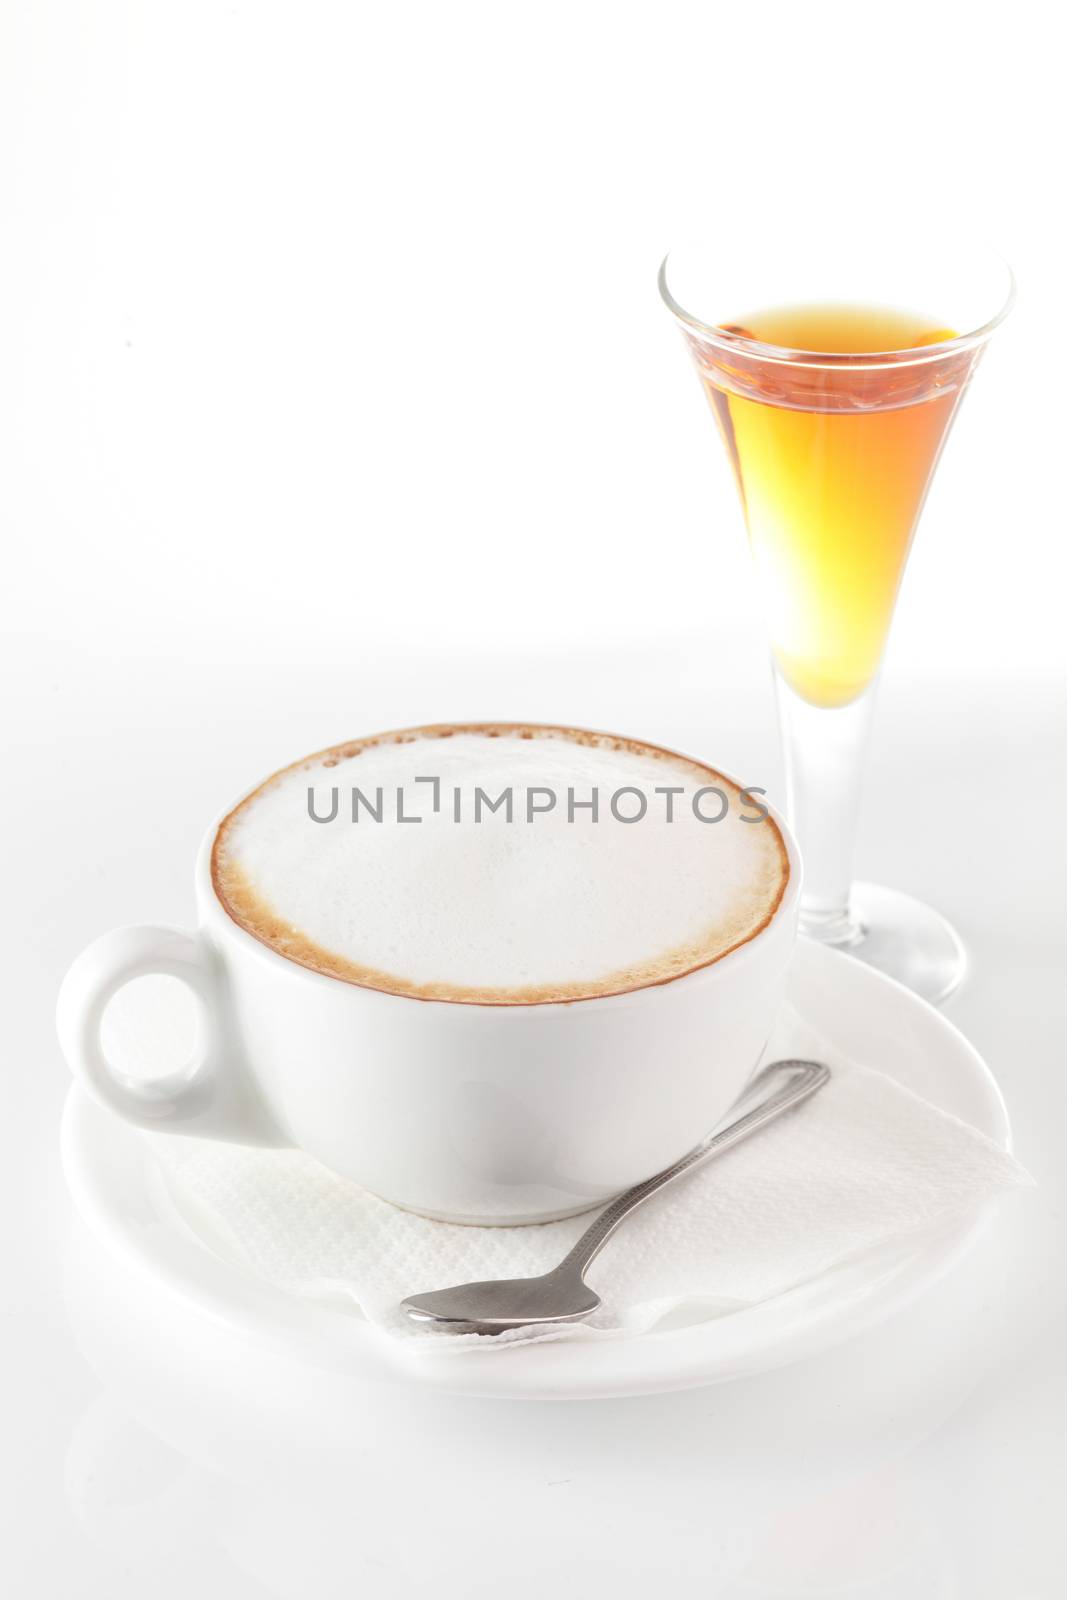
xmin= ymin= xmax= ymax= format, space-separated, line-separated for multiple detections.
xmin=403 ymin=1270 xmax=602 ymax=1334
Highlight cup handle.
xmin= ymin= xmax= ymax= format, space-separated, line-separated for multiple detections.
xmin=57 ymin=925 xmax=284 ymax=1144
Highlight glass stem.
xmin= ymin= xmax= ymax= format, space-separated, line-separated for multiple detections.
xmin=774 ymin=670 xmax=879 ymax=948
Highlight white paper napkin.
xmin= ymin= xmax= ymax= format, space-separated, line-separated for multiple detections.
xmin=152 ymin=1012 xmax=1031 ymax=1351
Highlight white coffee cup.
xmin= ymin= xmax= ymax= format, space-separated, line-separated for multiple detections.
xmin=57 ymin=738 xmax=801 ymax=1225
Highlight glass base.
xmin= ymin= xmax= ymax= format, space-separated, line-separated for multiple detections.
xmin=799 ymin=882 xmax=967 ymax=1008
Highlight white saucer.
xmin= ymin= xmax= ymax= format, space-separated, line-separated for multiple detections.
xmin=61 ymin=940 xmax=1011 ymax=1400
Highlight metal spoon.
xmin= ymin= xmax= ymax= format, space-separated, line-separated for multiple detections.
xmin=401 ymin=1057 xmax=830 ymax=1334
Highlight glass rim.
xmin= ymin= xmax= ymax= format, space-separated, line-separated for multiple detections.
xmin=657 ymin=247 xmax=1016 ymax=370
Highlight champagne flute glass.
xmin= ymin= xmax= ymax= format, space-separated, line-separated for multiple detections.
xmin=659 ymin=235 xmax=1014 ymax=1004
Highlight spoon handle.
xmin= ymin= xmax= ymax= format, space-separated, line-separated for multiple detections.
xmin=556 ymin=1059 xmax=830 ymax=1280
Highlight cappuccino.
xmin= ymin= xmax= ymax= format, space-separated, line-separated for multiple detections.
xmin=212 ymin=724 xmax=789 ymax=1004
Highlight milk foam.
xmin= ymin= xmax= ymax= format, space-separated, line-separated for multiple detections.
xmin=212 ymin=727 xmax=789 ymax=1003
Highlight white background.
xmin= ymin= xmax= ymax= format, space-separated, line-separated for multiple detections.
xmin=2 ymin=2 xmax=1066 ymax=1595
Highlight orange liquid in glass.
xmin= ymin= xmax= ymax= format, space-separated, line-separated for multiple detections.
xmin=695 ymin=305 xmax=971 ymax=707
